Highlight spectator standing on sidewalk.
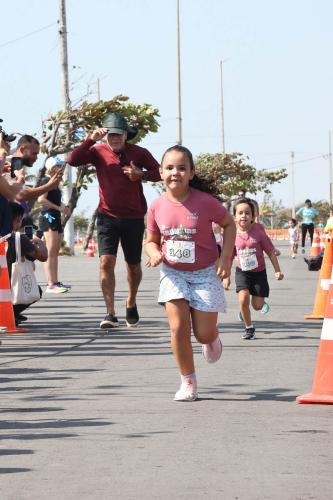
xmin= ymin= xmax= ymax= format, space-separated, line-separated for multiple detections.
xmin=38 ymin=157 xmax=70 ymax=294
xmin=7 ymin=202 xmax=47 ymax=325
xmin=68 ymin=112 xmax=160 ymax=328
xmin=0 ymin=133 xmax=24 ymax=202
xmin=296 ymin=199 xmax=318 ymax=253
xmin=13 ymin=135 xmax=62 ymax=209
xmin=1 ymin=134 xmax=62 ymax=236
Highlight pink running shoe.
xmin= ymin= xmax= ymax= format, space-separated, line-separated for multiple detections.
xmin=202 ymin=336 xmax=223 ymax=364
xmin=174 ymin=379 xmax=198 ymax=402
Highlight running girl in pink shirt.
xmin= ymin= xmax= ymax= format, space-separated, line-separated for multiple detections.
xmin=223 ymin=198 xmax=284 ymax=340
xmin=145 ymin=145 xmax=236 ymax=402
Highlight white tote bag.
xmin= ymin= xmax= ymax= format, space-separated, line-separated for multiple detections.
xmin=11 ymin=232 xmax=40 ymax=305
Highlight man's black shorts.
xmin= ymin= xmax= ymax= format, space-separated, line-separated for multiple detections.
xmin=235 ymin=267 xmax=269 ymax=298
xmin=96 ymin=212 xmax=145 ymax=264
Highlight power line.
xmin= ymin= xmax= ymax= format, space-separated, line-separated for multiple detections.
xmin=0 ymin=23 xmax=56 ymax=49
xmin=267 ymin=154 xmax=326 ymax=171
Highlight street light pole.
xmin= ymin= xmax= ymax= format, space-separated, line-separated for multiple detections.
xmin=291 ymin=151 xmax=295 ymax=218
xmin=220 ymin=60 xmax=225 ymax=153
xmin=97 ymin=77 xmax=101 ymax=101
xmin=59 ymin=0 xmax=74 ymax=254
xmin=176 ymin=0 xmax=182 ymax=145
xmin=59 ymin=0 xmax=70 ymax=111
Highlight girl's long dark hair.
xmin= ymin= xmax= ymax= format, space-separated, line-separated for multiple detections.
xmin=161 ymin=145 xmax=221 ymax=200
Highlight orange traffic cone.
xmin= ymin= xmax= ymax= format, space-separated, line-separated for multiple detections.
xmin=86 ymin=239 xmax=96 ymax=258
xmin=0 ymin=241 xmax=27 ymax=333
xmin=309 ymin=230 xmax=321 ymax=257
xmin=297 ymin=264 xmax=333 ymax=404
xmin=320 ymin=232 xmax=326 ymax=251
xmin=305 ymin=237 xmax=333 ymax=320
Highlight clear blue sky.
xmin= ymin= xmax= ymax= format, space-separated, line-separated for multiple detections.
xmin=1 ymin=0 xmax=333 ymax=215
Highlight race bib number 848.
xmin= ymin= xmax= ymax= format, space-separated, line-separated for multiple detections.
xmin=166 ymin=240 xmax=195 ymax=263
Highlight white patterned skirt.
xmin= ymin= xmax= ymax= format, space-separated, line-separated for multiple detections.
xmin=158 ymin=263 xmax=227 ymax=313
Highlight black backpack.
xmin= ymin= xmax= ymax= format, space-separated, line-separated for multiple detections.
xmin=304 ymin=251 xmax=324 ymax=271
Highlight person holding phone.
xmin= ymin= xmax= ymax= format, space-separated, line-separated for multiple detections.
xmin=6 ymin=202 xmax=47 ymax=325
xmin=24 ymin=225 xmax=34 ymax=240
xmin=12 ymin=135 xmax=62 ymax=207
xmin=1 ymin=134 xmax=62 ymax=236
xmin=38 ymin=157 xmax=70 ymax=294
xmin=0 ymin=133 xmax=25 ymax=237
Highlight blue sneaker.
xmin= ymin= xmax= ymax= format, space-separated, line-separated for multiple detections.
xmin=261 ymin=302 xmax=270 ymax=314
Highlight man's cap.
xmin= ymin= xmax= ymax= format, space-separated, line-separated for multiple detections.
xmin=45 ymin=156 xmax=66 ymax=169
xmin=102 ymin=112 xmax=137 ymax=141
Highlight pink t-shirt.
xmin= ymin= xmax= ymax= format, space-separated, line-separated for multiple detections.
xmin=234 ymin=225 xmax=274 ymax=272
xmin=147 ymin=188 xmax=228 ymax=271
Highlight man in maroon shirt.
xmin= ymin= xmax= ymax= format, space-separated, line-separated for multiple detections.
xmin=68 ymin=112 xmax=160 ymax=329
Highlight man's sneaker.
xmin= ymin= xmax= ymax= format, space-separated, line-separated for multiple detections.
xmin=202 ymin=336 xmax=222 ymax=364
xmin=56 ymin=281 xmax=71 ymax=289
xmin=261 ymin=302 xmax=270 ymax=314
xmin=45 ymin=284 xmax=68 ymax=294
xmin=174 ymin=380 xmax=198 ymax=402
xmin=242 ymin=326 xmax=256 ymax=340
xmin=301 ymin=248 xmax=305 ymax=254
xmin=100 ymin=314 xmax=119 ymax=329
xmin=125 ymin=304 xmax=139 ymax=327
xmin=238 ymin=311 xmax=243 ymax=322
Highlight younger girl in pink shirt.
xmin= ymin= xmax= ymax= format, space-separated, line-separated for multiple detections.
xmin=146 ymin=145 xmax=236 ymax=401
xmin=223 ymin=198 xmax=284 ymax=340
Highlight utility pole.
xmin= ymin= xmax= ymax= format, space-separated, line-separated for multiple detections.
xmin=220 ymin=60 xmax=225 ymax=153
xmin=290 ymin=151 xmax=295 ymax=218
xmin=97 ymin=77 xmax=101 ymax=101
xmin=329 ymin=130 xmax=333 ymax=205
xmin=176 ymin=0 xmax=182 ymax=145
xmin=59 ymin=0 xmax=74 ymax=254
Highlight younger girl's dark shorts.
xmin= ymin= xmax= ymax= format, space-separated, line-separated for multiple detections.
xmin=39 ymin=212 xmax=63 ymax=233
xmin=235 ymin=267 xmax=269 ymax=298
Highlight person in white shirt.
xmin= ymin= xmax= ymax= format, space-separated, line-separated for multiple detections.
xmin=288 ymin=218 xmax=299 ymax=259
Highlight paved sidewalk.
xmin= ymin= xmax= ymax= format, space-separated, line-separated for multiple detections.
xmin=0 ymin=243 xmax=332 ymax=499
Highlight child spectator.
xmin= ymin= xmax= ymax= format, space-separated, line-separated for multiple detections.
xmin=288 ymin=218 xmax=299 ymax=259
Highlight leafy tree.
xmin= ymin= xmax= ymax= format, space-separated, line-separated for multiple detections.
xmin=193 ymin=152 xmax=287 ymax=201
xmin=260 ymin=193 xmax=276 ymax=228
xmin=260 ymin=199 xmax=331 ymax=228
xmin=74 ymin=212 xmax=89 ymax=232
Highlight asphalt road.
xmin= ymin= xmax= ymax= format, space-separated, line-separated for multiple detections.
xmin=0 ymin=241 xmax=332 ymax=500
